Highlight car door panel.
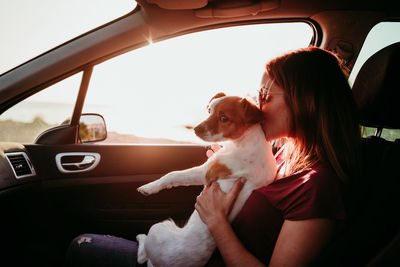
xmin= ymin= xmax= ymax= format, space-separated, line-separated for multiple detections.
xmin=25 ymin=143 xmax=207 ymax=231
xmin=2 ymin=143 xmax=207 ymax=266
xmin=26 ymin=144 xmax=208 ymax=177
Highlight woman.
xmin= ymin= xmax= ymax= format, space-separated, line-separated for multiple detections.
xmin=195 ymin=47 xmax=361 ymax=266
xmin=65 ymin=47 xmax=360 ymax=266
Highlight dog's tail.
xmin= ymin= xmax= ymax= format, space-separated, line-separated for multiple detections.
xmin=136 ymin=234 xmax=148 ymax=264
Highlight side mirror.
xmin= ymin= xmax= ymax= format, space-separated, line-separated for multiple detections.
xmin=79 ymin=113 xmax=107 ymax=143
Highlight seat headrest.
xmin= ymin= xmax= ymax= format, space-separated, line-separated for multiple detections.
xmin=352 ymin=42 xmax=400 ymax=129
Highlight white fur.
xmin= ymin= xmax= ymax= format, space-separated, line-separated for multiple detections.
xmin=208 ymin=96 xmax=227 ymax=114
xmin=136 ymin=121 xmax=277 ymax=267
xmin=198 ymin=132 xmax=224 ymax=142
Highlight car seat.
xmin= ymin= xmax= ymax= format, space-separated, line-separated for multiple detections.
xmin=311 ymin=42 xmax=400 ymax=266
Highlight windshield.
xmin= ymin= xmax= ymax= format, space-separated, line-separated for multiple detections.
xmin=0 ymin=0 xmax=136 ymax=75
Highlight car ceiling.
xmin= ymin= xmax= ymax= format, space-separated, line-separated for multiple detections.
xmin=139 ymin=0 xmax=399 ymax=17
xmin=0 ymin=0 xmax=399 ymax=110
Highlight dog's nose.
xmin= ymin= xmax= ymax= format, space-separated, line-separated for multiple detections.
xmin=194 ymin=124 xmax=203 ymax=137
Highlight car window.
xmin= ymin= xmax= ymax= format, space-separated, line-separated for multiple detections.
xmin=349 ymin=22 xmax=400 ymax=141
xmin=83 ymin=22 xmax=313 ymax=144
xmin=0 ymin=0 xmax=136 ymax=75
xmin=0 ymin=73 xmax=82 ymax=143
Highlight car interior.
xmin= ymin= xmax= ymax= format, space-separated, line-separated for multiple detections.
xmin=0 ymin=0 xmax=399 ymax=266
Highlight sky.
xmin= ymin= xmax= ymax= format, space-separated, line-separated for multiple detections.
xmin=0 ymin=0 xmax=135 ymax=74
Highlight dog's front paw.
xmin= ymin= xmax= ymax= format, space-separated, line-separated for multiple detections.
xmin=137 ymin=182 xmax=161 ymax=196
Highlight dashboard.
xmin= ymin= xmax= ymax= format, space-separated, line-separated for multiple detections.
xmin=0 ymin=142 xmax=38 ymax=190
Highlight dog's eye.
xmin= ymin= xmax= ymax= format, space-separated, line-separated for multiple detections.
xmin=220 ymin=114 xmax=229 ymax=122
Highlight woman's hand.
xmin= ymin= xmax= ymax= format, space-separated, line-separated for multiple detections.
xmin=196 ymin=178 xmax=265 ymax=267
xmin=195 ymin=178 xmax=246 ymax=229
xmin=206 ymin=143 xmax=222 ymax=158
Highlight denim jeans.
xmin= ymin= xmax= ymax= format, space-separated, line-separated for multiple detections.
xmin=65 ymin=233 xmax=146 ymax=267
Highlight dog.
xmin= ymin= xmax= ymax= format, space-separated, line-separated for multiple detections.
xmin=136 ymin=93 xmax=277 ymax=267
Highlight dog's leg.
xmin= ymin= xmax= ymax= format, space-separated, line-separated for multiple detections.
xmin=136 ymin=234 xmax=148 ymax=264
xmin=137 ymin=165 xmax=207 ymax=195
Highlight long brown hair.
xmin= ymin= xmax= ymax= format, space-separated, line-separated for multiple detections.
xmin=266 ymin=47 xmax=361 ymax=182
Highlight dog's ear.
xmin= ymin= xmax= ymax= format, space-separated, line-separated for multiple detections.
xmin=209 ymin=92 xmax=226 ymax=103
xmin=207 ymin=92 xmax=226 ymax=112
xmin=240 ymin=98 xmax=264 ymax=124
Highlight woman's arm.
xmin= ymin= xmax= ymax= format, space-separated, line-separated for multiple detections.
xmin=207 ymin=212 xmax=265 ymax=267
xmin=269 ymin=218 xmax=336 ymax=267
xmin=196 ymin=180 xmax=336 ymax=267
xmin=195 ymin=179 xmax=265 ymax=267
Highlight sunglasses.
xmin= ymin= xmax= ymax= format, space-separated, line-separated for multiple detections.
xmin=258 ymin=79 xmax=285 ymax=108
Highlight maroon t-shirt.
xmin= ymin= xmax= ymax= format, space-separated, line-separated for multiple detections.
xmin=206 ymin=155 xmax=346 ymax=266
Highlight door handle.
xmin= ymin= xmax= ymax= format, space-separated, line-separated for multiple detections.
xmin=55 ymin=152 xmax=101 ymax=173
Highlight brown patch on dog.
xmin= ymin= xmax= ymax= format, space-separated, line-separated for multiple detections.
xmin=195 ymin=95 xmax=265 ymax=141
xmin=205 ymin=160 xmax=232 ymax=185
xmin=240 ymin=98 xmax=265 ymax=124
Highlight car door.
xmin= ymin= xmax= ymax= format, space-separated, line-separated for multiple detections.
xmin=0 ymin=68 xmax=207 ymax=266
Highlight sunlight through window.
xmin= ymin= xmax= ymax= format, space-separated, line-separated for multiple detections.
xmin=83 ymin=22 xmax=313 ymax=144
